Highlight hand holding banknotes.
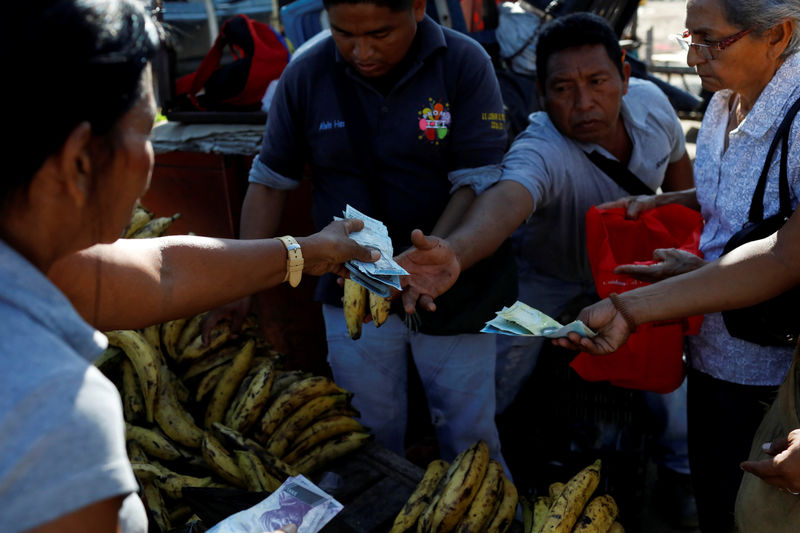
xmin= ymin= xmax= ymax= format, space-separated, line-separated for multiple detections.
xmin=551 ymin=296 xmax=633 ymax=353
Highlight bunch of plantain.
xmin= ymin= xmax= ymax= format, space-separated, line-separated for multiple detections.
xmin=343 ymin=278 xmax=392 ymax=339
xmin=520 ymin=459 xmax=623 ymax=533
xmin=93 ymin=205 xmax=375 ymax=532
xmin=389 ymin=440 xmax=518 ymax=533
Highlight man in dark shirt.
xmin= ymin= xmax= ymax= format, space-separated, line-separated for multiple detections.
xmin=237 ymin=0 xmax=515 ymax=470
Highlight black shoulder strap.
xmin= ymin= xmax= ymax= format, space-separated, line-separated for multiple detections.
xmin=748 ymin=95 xmax=800 ymax=222
xmin=584 ymin=150 xmax=656 ymax=196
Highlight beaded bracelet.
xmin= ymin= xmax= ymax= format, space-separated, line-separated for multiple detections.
xmin=609 ymin=293 xmax=638 ymax=334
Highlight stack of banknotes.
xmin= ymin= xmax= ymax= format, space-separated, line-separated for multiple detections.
xmin=482 ymin=301 xmax=596 ymax=338
xmin=338 ymin=205 xmax=408 ymax=298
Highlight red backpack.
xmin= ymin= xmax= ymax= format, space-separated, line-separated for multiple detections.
xmin=175 ymin=14 xmax=289 ymax=111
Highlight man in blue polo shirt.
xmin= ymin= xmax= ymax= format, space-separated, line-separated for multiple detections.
xmin=239 ymin=0 xmax=515 ymax=470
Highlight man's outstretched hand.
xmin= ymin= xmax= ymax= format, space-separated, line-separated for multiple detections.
xmin=395 ymin=230 xmax=461 ymax=314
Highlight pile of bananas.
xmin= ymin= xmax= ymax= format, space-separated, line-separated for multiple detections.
xmin=389 ymin=440 xmax=518 ymax=533
xmin=343 ymin=278 xmax=391 ymax=340
xmin=96 ymin=206 xmax=373 ymax=532
xmin=520 ymin=459 xmax=623 ymax=533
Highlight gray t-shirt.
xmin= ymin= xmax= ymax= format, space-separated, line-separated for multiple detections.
xmin=0 ymin=240 xmax=146 ymax=533
xmin=501 ymin=77 xmax=686 ymax=282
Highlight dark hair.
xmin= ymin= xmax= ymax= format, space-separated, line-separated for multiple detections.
xmin=322 ymin=0 xmax=415 ymax=13
xmin=535 ymin=12 xmax=623 ymax=89
xmin=3 ymin=0 xmax=162 ymax=201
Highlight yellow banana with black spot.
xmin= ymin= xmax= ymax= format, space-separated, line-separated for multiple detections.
xmin=343 ymin=279 xmax=368 ymax=340
xmin=428 ymin=439 xmax=490 ymax=533
xmin=572 ymin=494 xmax=618 ymax=533
xmin=369 ymin=290 xmax=390 ymax=327
xmin=389 ymin=459 xmax=449 ymax=533
xmin=204 ymin=338 xmax=255 ymax=428
xmin=541 ymin=459 xmax=602 ymax=533
xmin=105 ymin=329 xmax=161 ymax=423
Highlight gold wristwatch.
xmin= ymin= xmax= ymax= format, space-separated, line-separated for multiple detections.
xmin=276 ymin=235 xmax=303 ymax=287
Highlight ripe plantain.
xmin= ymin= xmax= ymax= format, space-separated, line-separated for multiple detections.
xmin=541 ymin=459 xmax=602 ymax=533
xmin=369 ymin=290 xmax=390 ymax=327
xmin=256 ymin=375 xmax=348 ymax=441
xmin=126 ymin=423 xmax=185 ymax=461
xmin=160 ymin=317 xmax=188 ymax=360
xmin=141 ymin=481 xmax=171 ymax=533
xmin=123 ymin=205 xmax=154 ymax=238
xmin=105 ymin=329 xmax=161 ymax=423
xmin=131 ymin=462 xmax=214 ymax=500
xmin=343 ymin=279 xmax=368 ymax=340
xmin=267 ymin=370 xmax=314 ymax=403
xmin=194 ymin=362 xmax=231 ymax=403
xmin=131 ymin=212 xmax=181 ymax=238
xmin=265 ymin=392 xmax=353 ymax=458
xmin=290 ymin=431 xmax=373 ymax=475
xmin=154 ymin=365 xmax=204 ymax=448
xmin=182 ymin=344 xmax=240 ymax=381
xmin=201 ymin=432 xmax=245 ymax=488
xmin=484 ymin=474 xmax=518 ymax=533
xmin=235 ymin=449 xmax=282 ymax=492
xmin=453 ymin=459 xmax=505 ymax=533
xmin=282 ymin=415 xmax=368 ymax=465
xmin=572 ymin=494 xmax=618 ymax=533
xmin=549 ymin=481 xmax=566 ymax=500
xmin=532 ymin=495 xmax=553 ymax=533
xmin=224 ymin=359 xmax=275 ymax=434
xmin=120 ymin=358 xmax=145 ymax=423
xmin=180 ymin=320 xmax=233 ymax=361
xmin=204 ymin=338 xmax=255 ymax=428
xmin=175 ymin=312 xmax=208 ymax=356
xmin=141 ymin=323 xmax=164 ymax=359
xmin=428 ymin=439 xmax=491 ymax=533
xmin=389 ymin=459 xmax=450 ymax=533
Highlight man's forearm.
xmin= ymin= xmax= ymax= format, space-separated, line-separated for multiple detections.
xmin=240 ymin=183 xmax=288 ymax=239
xmin=431 ymin=187 xmax=476 ymax=237
xmin=654 ymin=187 xmax=700 ymax=210
xmin=446 ymin=180 xmax=532 ymax=270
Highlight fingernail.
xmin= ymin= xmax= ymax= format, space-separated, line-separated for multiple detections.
xmin=370 ymin=250 xmax=380 ymax=260
xmin=762 ymin=442 xmax=772 ymax=451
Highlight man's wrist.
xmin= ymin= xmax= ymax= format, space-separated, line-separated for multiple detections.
xmin=609 ymin=293 xmax=638 ymax=333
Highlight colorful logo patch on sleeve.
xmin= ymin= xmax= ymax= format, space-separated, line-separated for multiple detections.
xmin=418 ymin=98 xmax=451 ymax=144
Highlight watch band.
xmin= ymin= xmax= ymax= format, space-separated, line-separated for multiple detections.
xmin=276 ymin=235 xmax=303 ymax=287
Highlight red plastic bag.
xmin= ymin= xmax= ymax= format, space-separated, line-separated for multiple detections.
xmin=570 ymin=204 xmax=705 ymax=393
xmin=174 ymin=15 xmax=289 ymax=111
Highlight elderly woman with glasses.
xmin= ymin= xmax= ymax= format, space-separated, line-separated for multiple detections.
xmin=570 ymin=0 xmax=800 ymax=530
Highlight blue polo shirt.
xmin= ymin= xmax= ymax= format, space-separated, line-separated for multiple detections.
xmin=250 ymin=14 xmax=507 ymax=307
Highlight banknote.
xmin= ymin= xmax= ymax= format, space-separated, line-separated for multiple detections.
xmin=337 ymin=205 xmax=407 ymax=296
xmin=482 ymin=300 xmax=596 ymax=338
xmin=206 ymin=475 xmax=343 ymax=533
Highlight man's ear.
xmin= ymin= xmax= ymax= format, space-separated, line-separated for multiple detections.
xmin=412 ymin=0 xmax=426 ymax=22
xmin=536 ymin=79 xmax=546 ymax=110
xmin=55 ymin=121 xmax=94 ymax=208
xmin=621 ymin=59 xmax=631 ymax=95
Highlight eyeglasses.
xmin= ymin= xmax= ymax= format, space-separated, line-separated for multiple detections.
xmin=670 ymin=28 xmax=752 ymax=60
